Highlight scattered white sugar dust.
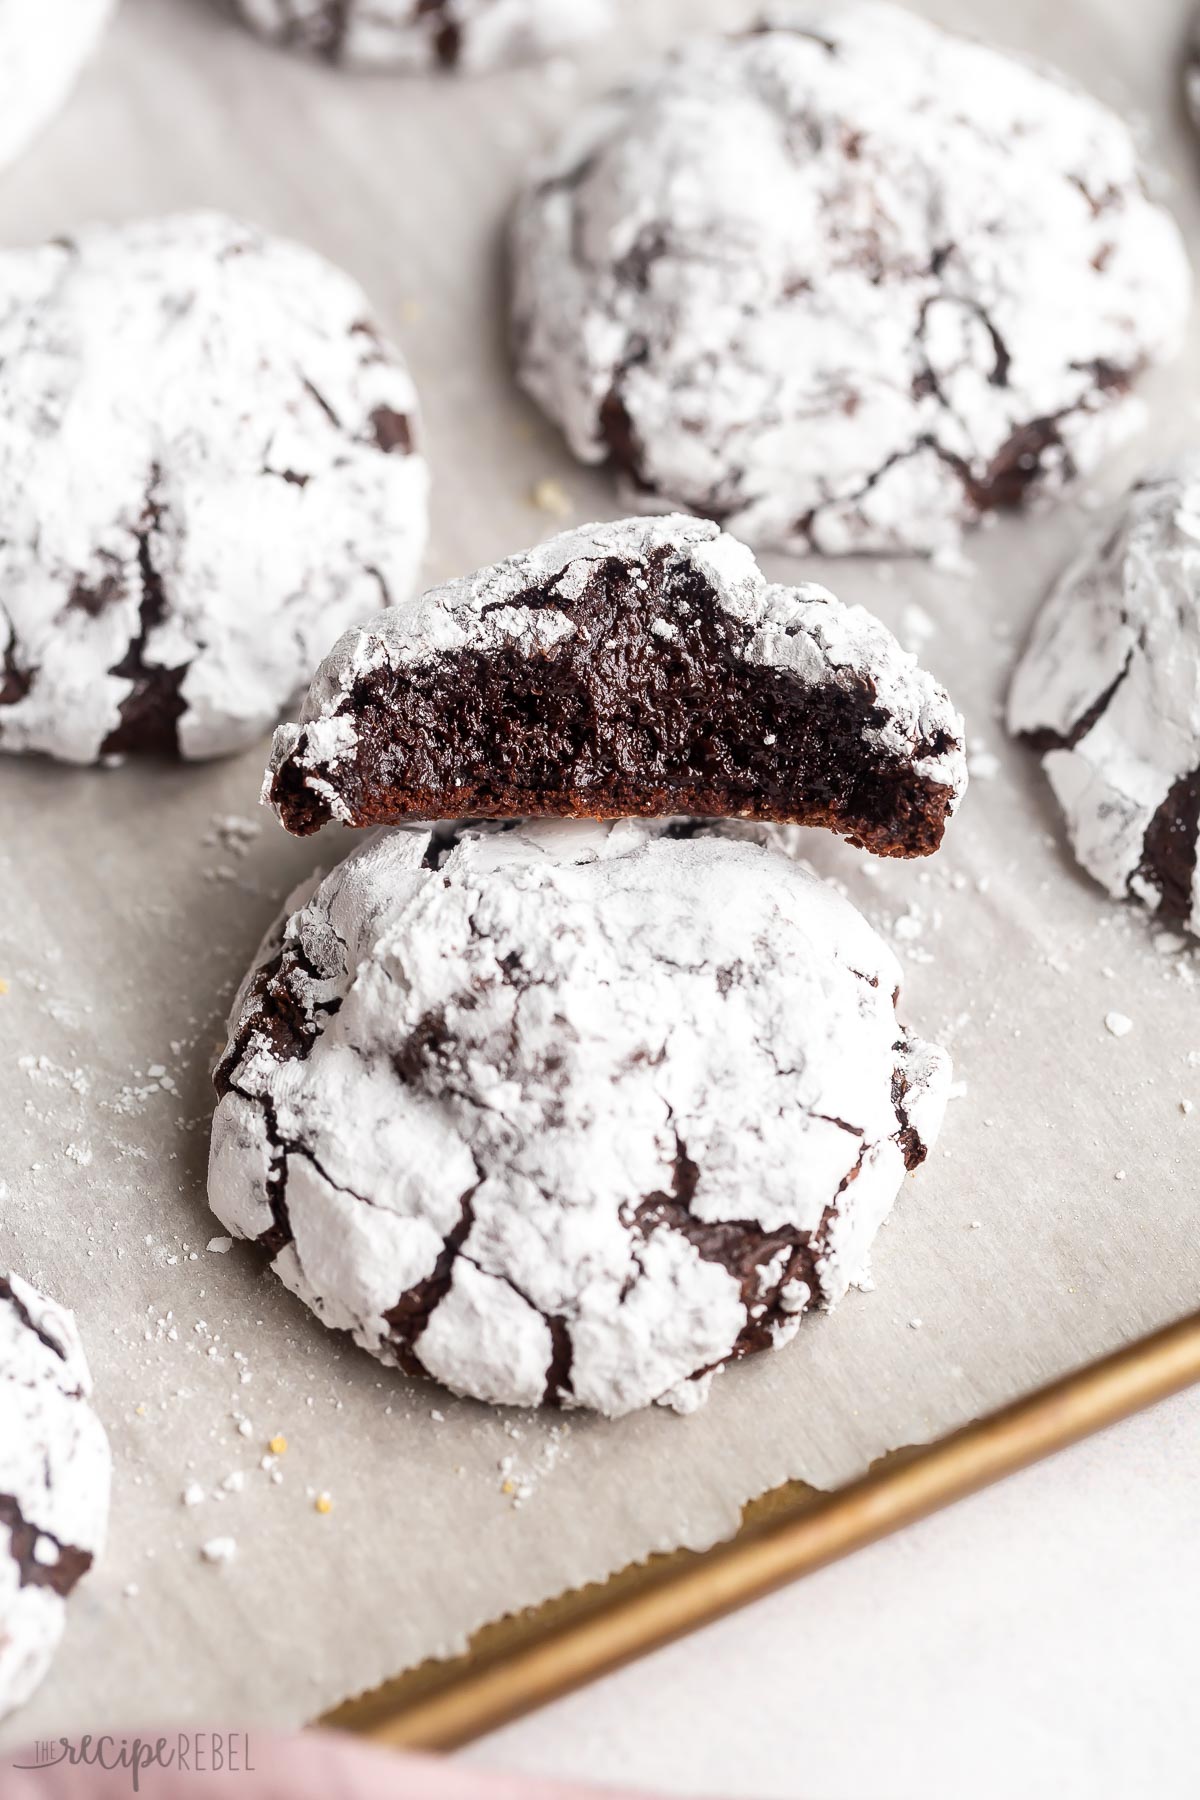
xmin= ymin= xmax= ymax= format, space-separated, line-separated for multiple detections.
xmin=967 ymin=747 xmax=1001 ymax=781
xmin=204 ymin=814 xmax=262 ymax=856
xmin=900 ymin=602 xmax=936 ymax=651
xmin=1105 ymin=1011 xmax=1134 ymax=1038
xmin=495 ymin=1422 xmax=571 ymax=1509
xmin=207 ymin=1237 xmax=233 ymax=1254
xmin=18 ymin=1054 xmax=89 ymax=1094
xmin=930 ymin=544 xmax=977 ymax=580
xmin=200 ymin=1537 xmax=237 ymax=1565
xmin=181 ymin=1482 xmax=205 ymax=1507
xmin=1155 ymin=930 xmax=1191 ymax=957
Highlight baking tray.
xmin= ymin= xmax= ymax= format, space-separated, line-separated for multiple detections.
xmin=333 ymin=1310 xmax=1200 ymax=1748
xmin=2 ymin=0 xmax=1200 ymax=1750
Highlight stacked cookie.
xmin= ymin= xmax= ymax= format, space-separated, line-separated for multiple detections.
xmin=208 ymin=515 xmax=968 ymax=1416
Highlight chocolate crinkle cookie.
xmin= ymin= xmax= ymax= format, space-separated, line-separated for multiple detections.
xmin=0 ymin=0 xmax=114 ymax=172
xmin=265 ymin=515 xmax=967 ymax=852
xmin=0 ymin=1273 xmax=111 ymax=1721
xmin=228 ymin=0 xmax=613 ymax=71
xmin=510 ymin=0 xmax=1192 ymax=557
xmin=1188 ymin=8 xmax=1200 ymax=130
xmin=1009 ymin=459 xmax=1200 ymax=937
xmin=208 ymin=820 xmax=951 ymax=1417
xmin=0 ymin=212 xmax=428 ymax=765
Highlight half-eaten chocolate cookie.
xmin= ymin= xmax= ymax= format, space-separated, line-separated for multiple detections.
xmin=266 ymin=515 xmax=967 ymax=853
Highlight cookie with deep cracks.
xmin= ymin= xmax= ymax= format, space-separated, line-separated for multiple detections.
xmin=0 ymin=212 xmax=428 ymax=765
xmin=509 ymin=0 xmax=1191 ymax=556
xmin=227 ymin=0 xmax=612 ymax=71
xmin=1009 ymin=458 xmax=1200 ymax=936
xmin=0 ymin=1273 xmax=111 ymax=1721
xmin=265 ymin=515 xmax=967 ymax=852
xmin=208 ymin=820 xmax=951 ymax=1417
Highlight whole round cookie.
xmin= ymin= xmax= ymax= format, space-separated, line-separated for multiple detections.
xmin=209 ymin=820 xmax=951 ymax=1417
xmin=1009 ymin=459 xmax=1200 ymax=936
xmin=510 ymin=1 xmax=1192 ymax=557
xmin=0 ymin=0 xmax=114 ymax=173
xmin=1 ymin=1273 xmax=111 ymax=1721
xmin=265 ymin=514 xmax=967 ymax=852
xmin=0 ymin=212 xmax=428 ymax=765
xmin=229 ymin=0 xmax=613 ymax=71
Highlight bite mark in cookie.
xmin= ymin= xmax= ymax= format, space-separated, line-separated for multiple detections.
xmin=509 ymin=1 xmax=1191 ymax=556
xmin=1009 ymin=457 xmax=1200 ymax=936
xmin=208 ymin=820 xmax=952 ymax=1417
xmin=265 ymin=516 xmax=967 ymax=854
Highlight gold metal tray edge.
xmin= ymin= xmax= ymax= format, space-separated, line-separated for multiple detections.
xmin=326 ymin=1311 xmax=1200 ymax=1752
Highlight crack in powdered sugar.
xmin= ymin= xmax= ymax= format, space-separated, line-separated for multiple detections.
xmin=0 ymin=212 xmax=428 ymax=765
xmin=510 ymin=0 xmax=1191 ymax=556
xmin=1009 ymin=457 xmax=1200 ymax=939
xmin=208 ymin=819 xmax=952 ymax=1418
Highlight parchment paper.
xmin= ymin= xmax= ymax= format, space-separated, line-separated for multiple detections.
xmin=2 ymin=0 xmax=1199 ymax=1743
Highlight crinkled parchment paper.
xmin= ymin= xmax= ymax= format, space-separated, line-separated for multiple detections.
xmin=2 ymin=0 xmax=1199 ymax=1742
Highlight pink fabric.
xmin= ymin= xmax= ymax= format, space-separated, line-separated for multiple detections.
xmin=0 ymin=1728 xmax=672 ymax=1800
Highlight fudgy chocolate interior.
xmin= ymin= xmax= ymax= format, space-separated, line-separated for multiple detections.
xmin=273 ymin=547 xmax=955 ymax=854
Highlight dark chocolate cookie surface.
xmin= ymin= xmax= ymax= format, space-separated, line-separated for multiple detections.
xmin=510 ymin=0 xmax=1191 ymax=556
xmin=266 ymin=514 xmax=967 ymax=851
xmin=0 ymin=212 xmax=427 ymax=765
xmin=1009 ymin=458 xmax=1200 ymax=935
xmin=229 ymin=0 xmax=612 ymax=71
xmin=208 ymin=820 xmax=951 ymax=1417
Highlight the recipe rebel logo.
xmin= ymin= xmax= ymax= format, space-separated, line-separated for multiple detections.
xmin=11 ymin=1732 xmax=256 ymax=1790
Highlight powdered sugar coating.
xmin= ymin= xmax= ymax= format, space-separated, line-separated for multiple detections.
xmin=229 ymin=0 xmax=612 ymax=71
xmin=510 ymin=0 xmax=1192 ymax=557
xmin=0 ymin=0 xmax=114 ymax=172
xmin=266 ymin=513 xmax=967 ymax=838
xmin=1009 ymin=459 xmax=1200 ymax=937
xmin=208 ymin=820 xmax=951 ymax=1417
xmin=0 ymin=212 xmax=428 ymax=764
xmin=0 ymin=1274 xmax=111 ymax=1721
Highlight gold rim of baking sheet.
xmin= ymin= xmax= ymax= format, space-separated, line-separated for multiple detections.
xmin=325 ymin=1310 xmax=1200 ymax=1752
